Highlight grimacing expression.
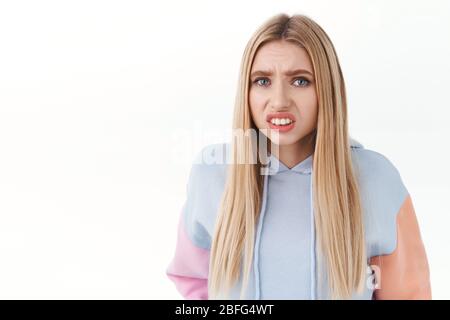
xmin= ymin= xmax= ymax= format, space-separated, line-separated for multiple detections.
xmin=249 ymin=39 xmax=318 ymax=146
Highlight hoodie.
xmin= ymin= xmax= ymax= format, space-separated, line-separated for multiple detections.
xmin=166 ymin=138 xmax=431 ymax=299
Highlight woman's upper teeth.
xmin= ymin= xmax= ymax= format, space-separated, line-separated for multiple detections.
xmin=270 ymin=118 xmax=293 ymax=125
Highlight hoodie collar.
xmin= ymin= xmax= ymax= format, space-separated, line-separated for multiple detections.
xmin=265 ymin=138 xmax=364 ymax=175
xmin=267 ymin=153 xmax=313 ymax=175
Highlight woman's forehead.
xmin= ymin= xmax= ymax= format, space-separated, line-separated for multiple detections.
xmin=251 ymin=40 xmax=313 ymax=73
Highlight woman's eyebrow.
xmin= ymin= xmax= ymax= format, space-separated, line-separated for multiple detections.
xmin=250 ymin=68 xmax=313 ymax=78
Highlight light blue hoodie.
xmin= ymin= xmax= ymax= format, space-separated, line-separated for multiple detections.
xmin=166 ymin=138 xmax=409 ymax=299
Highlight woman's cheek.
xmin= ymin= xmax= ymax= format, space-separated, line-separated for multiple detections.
xmin=295 ymin=93 xmax=318 ymax=119
xmin=249 ymin=92 xmax=266 ymax=126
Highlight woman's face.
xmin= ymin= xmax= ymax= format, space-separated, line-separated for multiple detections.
xmin=249 ymin=39 xmax=318 ymax=147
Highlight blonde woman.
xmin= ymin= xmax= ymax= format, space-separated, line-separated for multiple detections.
xmin=166 ymin=13 xmax=431 ymax=300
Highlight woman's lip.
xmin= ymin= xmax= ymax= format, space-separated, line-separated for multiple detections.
xmin=267 ymin=120 xmax=296 ymax=132
xmin=266 ymin=112 xmax=296 ymax=122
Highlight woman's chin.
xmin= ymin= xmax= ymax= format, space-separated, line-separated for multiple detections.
xmin=267 ymin=135 xmax=301 ymax=147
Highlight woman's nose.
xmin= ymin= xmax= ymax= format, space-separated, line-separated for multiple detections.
xmin=270 ymin=82 xmax=290 ymax=111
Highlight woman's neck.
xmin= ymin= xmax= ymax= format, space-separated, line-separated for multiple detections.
xmin=271 ymin=133 xmax=315 ymax=169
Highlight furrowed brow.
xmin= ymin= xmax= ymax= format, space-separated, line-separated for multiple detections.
xmin=250 ymin=68 xmax=313 ymax=78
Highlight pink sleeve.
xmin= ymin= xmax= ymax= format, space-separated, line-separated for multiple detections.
xmin=166 ymin=212 xmax=210 ymax=300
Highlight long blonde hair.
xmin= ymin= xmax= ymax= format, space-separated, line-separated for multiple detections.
xmin=208 ymin=13 xmax=366 ymax=300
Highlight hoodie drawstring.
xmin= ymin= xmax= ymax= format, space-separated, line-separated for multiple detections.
xmin=253 ymin=172 xmax=269 ymax=300
xmin=310 ymin=170 xmax=316 ymax=299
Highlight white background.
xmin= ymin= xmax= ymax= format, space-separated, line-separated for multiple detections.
xmin=0 ymin=0 xmax=449 ymax=299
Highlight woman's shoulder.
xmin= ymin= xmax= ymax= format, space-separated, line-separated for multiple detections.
xmin=187 ymin=143 xmax=230 ymax=190
xmin=349 ymin=139 xmax=408 ymax=197
xmin=350 ymin=138 xmax=396 ymax=170
xmin=181 ymin=143 xmax=230 ymax=250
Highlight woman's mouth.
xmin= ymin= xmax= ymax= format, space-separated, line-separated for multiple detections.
xmin=266 ymin=113 xmax=296 ymax=132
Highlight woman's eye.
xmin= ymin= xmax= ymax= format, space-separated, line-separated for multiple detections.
xmin=254 ymin=78 xmax=270 ymax=86
xmin=293 ymin=78 xmax=310 ymax=87
xmin=252 ymin=77 xmax=310 ymax=87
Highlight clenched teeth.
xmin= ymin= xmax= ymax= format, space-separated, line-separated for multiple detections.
xmin=270 ymin=118 xmax=293 ymax=125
